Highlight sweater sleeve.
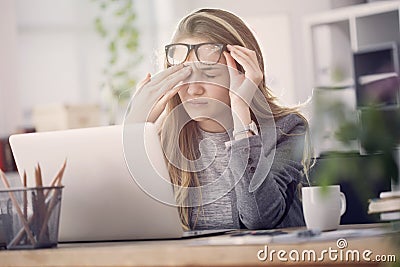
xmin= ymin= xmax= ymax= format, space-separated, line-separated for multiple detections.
xmin=227 ymin=114 xmax=306 ymax=229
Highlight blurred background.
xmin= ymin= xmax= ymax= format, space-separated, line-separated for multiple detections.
xmin=1 ymin=0 xmax=399 ymax=223
xmin=1 ymin=0 xmax=378 ymax=134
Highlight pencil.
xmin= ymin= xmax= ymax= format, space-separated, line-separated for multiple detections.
xmin=35 ymin=164 xmax=48 ymax=243
xmin=39 ymin=160 xmax=67 ymax=241
xmin=45 ymin=158 xmax=67 ymax=193
xmin=0 ymin=170 xmax=36 ymax=246
xmin=23 ymin=171 xmax=27 ymax=220
xmin=8 ymin=160 xmax=67 ymax=246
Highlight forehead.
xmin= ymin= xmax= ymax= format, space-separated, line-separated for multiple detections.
xmin=175 ymin=37 xmax=212 ymax=45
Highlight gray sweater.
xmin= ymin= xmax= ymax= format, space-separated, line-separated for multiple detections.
xmin=190 ymin=113 xmax=306 ymax=230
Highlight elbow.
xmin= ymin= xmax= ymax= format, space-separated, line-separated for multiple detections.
xmin=239 ymin=198 xmax=287 ymax=230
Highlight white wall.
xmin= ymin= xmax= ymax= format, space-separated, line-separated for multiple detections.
xmin=0 ymin=0 xmax=361 ymax=135
xmin=0 ymin=0 xmax=20 ymax=136
xmin=12 ymin=0 xmax=105 ymax=128
xmin=2 ymin=0 xmax=155 ymax=130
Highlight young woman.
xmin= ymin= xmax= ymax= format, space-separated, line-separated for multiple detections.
xmin=126 ymin=8 xmax=312 ymax=230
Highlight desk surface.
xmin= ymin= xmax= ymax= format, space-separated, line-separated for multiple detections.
xmin=0 ymin=224 xmax=399 ymax=267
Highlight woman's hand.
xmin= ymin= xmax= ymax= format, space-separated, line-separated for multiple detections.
xmin=223 ymin=45 xmax=263 ymax=138
xmin=227 ymin=45 xmax=263 ymax=85
xmin=125 ymin=64 xmax=192 ymax=123
xmin=224 ymin=45 xmax=263 ymax=107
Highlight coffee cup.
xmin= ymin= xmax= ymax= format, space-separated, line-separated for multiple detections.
xmin=301 ymin=185 xmax=346 ymax=231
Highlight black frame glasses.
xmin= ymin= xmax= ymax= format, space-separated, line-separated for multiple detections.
xmin=165 ymin=43 xmax=226 ymax=66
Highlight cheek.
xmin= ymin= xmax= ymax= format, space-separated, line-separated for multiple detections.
xmin=210 ymin=73 xmax=230 ymax=89
xmin=208 ymin=86 xmax=230 ymax=105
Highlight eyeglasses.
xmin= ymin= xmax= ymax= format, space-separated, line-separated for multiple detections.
xmin=165 ymin=43 xmax=226 ymax=66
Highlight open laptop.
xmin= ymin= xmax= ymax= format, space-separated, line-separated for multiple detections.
xmin=9 ymin=123 xmax=229 ymax=242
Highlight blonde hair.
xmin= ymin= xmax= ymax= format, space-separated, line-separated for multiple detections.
xmin=160 ymin=8 xmax=313 ymax=230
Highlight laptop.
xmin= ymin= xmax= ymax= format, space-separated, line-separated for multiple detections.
xmin=9 ymin=123 xmax=229 ymax=242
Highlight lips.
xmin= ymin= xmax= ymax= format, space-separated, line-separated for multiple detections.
xmin=186 ymin=99 xmax=208 ymax=105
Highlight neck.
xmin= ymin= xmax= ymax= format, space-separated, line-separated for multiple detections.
xmin=197 ymin=117 xmax=233 ymax=133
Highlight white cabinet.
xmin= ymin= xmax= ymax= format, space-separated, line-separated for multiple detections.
xmin=304 ymin=1 xmax=400 ymax=91
xmin=303 ymin=1 xmax=400 ymax=155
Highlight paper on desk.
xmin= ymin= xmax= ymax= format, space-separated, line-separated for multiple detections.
xmin=273 ymin=228 xmax=390 ymax=244
xmin=189 ymin=234 xmax=273 ymax=246
xmin=189 ymin=228 xmax=391 ymax=246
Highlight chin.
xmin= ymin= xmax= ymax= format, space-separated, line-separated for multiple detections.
xmin=191 ymin=117 xmax=208 ymax=122
xmin=185 ymin=111 xmax=208 ymax=121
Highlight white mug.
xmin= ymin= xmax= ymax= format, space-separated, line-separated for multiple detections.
xmin=301 ymin=185 xmax=346 ymax=231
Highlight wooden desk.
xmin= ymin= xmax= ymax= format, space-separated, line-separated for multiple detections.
xmin=0 ymin=225 xmax=398 ymax=267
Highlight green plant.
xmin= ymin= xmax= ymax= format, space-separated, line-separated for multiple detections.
xmin=312 ymin=100 xmax=400 ymax=202
xmin=92 ymin=0 xmax=142 ymax=124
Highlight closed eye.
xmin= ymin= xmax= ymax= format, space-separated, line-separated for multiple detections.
xmin=202 ymin=70 xmax=220 ymax=79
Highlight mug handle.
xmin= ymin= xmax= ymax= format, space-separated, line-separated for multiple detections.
xmin=339 ymin=192 xmax=346 ymax=216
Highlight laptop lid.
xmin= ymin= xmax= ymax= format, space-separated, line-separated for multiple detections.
xmin=9 ymin=124 xmax=184 ymax=242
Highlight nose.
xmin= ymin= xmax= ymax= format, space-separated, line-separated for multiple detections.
xmin=186 ymin=50 xmax=197 ymax=63
xmin=186 ymin=82 xmax=205 ymax=96
xmin=182 ymin=63 xmax=205 ymax=96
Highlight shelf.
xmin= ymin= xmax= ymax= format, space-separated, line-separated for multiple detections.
xmin=355 ymin=10 xmax=400 ymax=49
xmin=311 ymin=20 xmax=353 ymax=87
xmin=304 ymin=1 xmax=400 ymax=26
xmin=305 ymin=1 xmax=400 ymax=92
xmin=305 ymin=1 xmax=400 ymax=156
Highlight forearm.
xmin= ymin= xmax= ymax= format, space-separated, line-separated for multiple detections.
xmin=227 ymin=134 xmax=303 ymax=229
xmin=231 ymin=101 xmax=253 ymax=140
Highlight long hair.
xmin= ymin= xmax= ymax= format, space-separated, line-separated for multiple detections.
xmin=160 ymin=8 xmax=313 ymax=230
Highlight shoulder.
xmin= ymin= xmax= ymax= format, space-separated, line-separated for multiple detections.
xmin=275 ymin=113 xmax=307 ymax=135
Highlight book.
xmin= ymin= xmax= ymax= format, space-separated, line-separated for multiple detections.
xmin=358 ymin=72 xmax=398 ymax=86
xmin=380 ymin=211 xmax=400 ymax=221
xmin=380 ymin=190 xmax=400 ymax=199
xmin=368 ymin=197 xmax=400 ymax=214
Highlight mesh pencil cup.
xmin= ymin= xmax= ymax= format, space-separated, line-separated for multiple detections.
xmin=0 ymin=186 xmax=64 ymax=249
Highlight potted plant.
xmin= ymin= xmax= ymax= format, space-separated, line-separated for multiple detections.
xmin=308 ymin=95 xmax=400 ymax=246
xmin=92 ymin=0 xmax=142 ymax=124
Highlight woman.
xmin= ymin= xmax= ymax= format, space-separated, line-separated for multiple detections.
xmin=126 ymin=8 xmax=312 ymax=230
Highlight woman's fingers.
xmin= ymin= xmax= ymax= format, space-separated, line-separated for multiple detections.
xmin=224 ymin=51 xmax=238 ymax=72
xmin=224 ymin=49 xmax=259 ymax=106
xmin=224 ymin=51 xmax=245 ymax=87
xmin=229 ymin=49 xmax=257 ymax=75
xmin=135 ymin=73 xmax=152 ymax=94
xmin=139 ymin=65 xmax=191 ymax=101
xmin=158 ymin=65 xmax=192 ymax=95
xmin=224 ymin=51 xmax=242 ymax=79
xmin=145 ymin=66 xmax=192 ymax=122
xmin=138 ymin=73 xmax=151 ymax=87
xmin=227 ymin=45 xmax=263 ymax=85
xmin=128 ymin=65 xmax=191 ymax=123
xmin=148 ymin=64 xmax=185 ymax=87
xmin=136 ymin=64 xmax=184 ymax=95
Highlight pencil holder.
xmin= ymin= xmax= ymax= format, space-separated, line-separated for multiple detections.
xmin=0 ymin=186 xmax=63 ymax=249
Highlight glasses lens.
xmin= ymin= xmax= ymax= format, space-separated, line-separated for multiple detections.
xmin=197 ymin=44 xmax=223 ymax=65
xmin=166 ymin=44 xmax=189 ymax=65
